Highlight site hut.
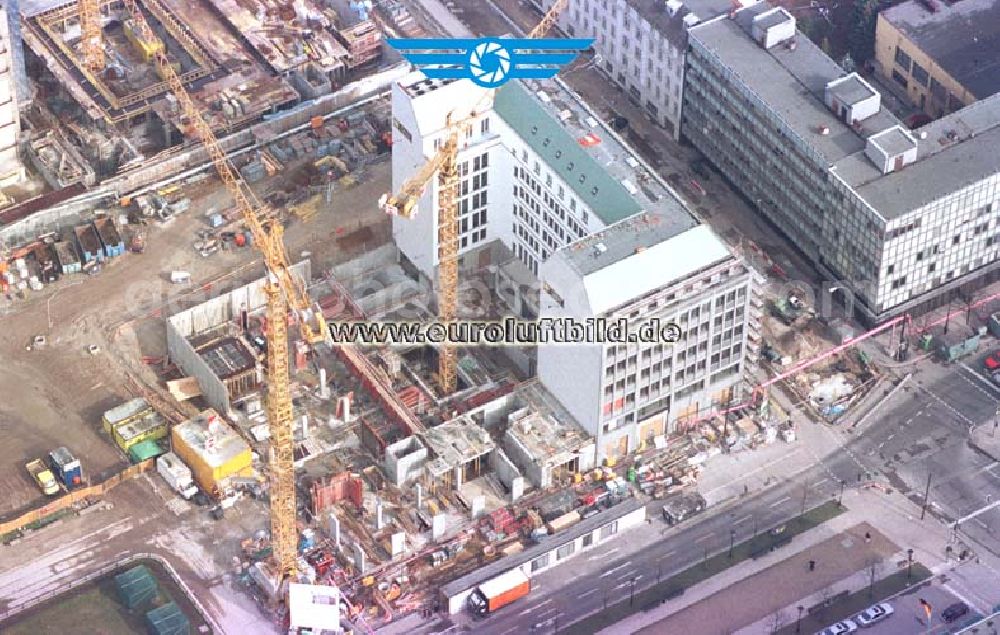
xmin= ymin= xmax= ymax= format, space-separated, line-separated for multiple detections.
xmin=170 ymin=409 xmax=254 ymax=496
xmin=109 ymin=408 xmax=168 ymax=454
xmin=102 ymin=398 xmax=155 ymax=435
xmin=94 ymin=216 xmax=125 ymax=258
xmin=53 ymin=239 xmax=82 ymax=275
xmin=439 ymin=498 xmax=646 ymax=615
xmin=537 ymin=0 xmax=747 ymax=140
xmin=874 ymin=0 xmax=1000 ymax=118
xmin=684 ymin=1 xmax=1000 ymax=325
xmin=390 ymin=69 xmax=762 ymax=463
xmin=74 ymin=222 xmax=103 ymax=264
xmin=166 ymin=261 xmax=310 ymax=418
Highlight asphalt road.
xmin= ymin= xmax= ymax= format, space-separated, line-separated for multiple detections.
xmin=848 ymin=357 xmax=1000 ymax=555
xmin=471 ymin=357 xmax=1000 ymax=634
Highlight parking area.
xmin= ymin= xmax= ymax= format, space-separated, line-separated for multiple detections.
xmin=856 ymin=583 xmax=981 ymax=635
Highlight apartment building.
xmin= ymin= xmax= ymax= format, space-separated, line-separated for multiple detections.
xmin=390 ymin=72 xmax=763 ymax=461
xmin=683 ymin=3 xmax=1000 ymax=324
xmin=0 ymin=0 xmax=26 ymax=186
xmin=534 ymin=0 xmax=746 ymax=138
xmin=874 ymin=0 xmax=1000 ymax=118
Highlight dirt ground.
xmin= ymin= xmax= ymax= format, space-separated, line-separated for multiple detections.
xmin=636 ymin=523 xmax=898 ymax=634
xmin=0 ymin=158 xmax=392 ymax=518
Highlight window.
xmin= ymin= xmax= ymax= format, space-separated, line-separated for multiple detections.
xmin=931 ymin=77 xmax=946 ymax=100
xmin=599 ymin=521 xmax=618 ymax=539
xmin=531 ymin=553 xmax=550 ymax=571
xmin=480 ymin=118 xmax=490 ymax=134
xmin=894 ymin=46 xmax=912 ymax=72
xmin=887 ymin=264 xmax=894 ymax=275
xmin=911 ymin=62 xmax=929 ymax=86
xmin=891 ymin=70 xmax=908 ymax=89
xmin=556 ymin=541 xmax=576 ymax=560
xmin=582 ymin=532 xmax=594 ymax=548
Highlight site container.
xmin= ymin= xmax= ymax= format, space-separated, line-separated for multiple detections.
xmin=48 ymin=446 xmax=83 ymax=489
xmin=102 ymin=398 xmax=152 ymax=434
xmin=94 ymin=217 xmax=125 ymax=258
xmin=112 ymin=410 xmax=168 ymax=451
xmin=468 ymin=568 xmax=530 ymax=616
xmin=171 ymin=410 xmax=253 ymax=494
xmin=74 ymin=224 xmax=103 ymax=263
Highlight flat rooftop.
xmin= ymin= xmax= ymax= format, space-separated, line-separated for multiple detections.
xmin=493 ymin=80 xmax=697 ymax=228
xmin=421 ymin=415 xmax=495 ymax=475
xmin=629 ymin=0 xmax=738 ymax=47
xmin=194 ymin=335 xmax=257 ymax=380
xmin=695 ymin=2 xmax=1000 ymax=220
xmin=505 ymin=407 xmax=591 ymax=467
xmin=690 ymin=3 xmax=902 ymax=165
xmin=833 ymin=92 xmax=1000 ymax=218
xmin=173 ymin=410 xmax=249 ymax=468
xmin=882 ymin=0 xmax=1000 ymax=100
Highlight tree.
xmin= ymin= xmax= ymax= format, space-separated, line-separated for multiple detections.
xmin=769 ymin=609 xmax=788 ymax=634
xmin=848 ymin=0 xmax=879 ymax=67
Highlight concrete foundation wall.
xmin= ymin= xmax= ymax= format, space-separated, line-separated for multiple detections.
xmin=330 ymin=243 xmax=398 ymax=280
xmin=488 ymin=446 xmax=523 ymax=490
xmin=166 ymin=261 xmax=310 ymax=415
xmin=501 ymin=431 xmax=542 ymax=488
xmin=384 ymin=436 xmax=428 ymax=486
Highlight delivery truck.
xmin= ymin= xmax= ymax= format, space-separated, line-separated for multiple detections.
xmin=26 ymin=459 xmax=60 ymax=496
xmin=156 ymin=452 xmax=199 ymax=499
xmin=48 ymin=447 xmax=83 ymax=489
xmin=467 ymin=568 xmax=531 ymax=617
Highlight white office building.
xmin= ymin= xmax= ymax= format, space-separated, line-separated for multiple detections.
xmin=390 ymin=73 xmax=762 ymax=461
xmin=0 ymin=1 xmax=26 ymax=187
xmin=534 ymin=0 xmax=754 ymax=138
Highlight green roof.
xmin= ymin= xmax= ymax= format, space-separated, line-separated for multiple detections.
xmin=128 ymin=439 xmax=165 ymax=463
xmin=493 ymin=82 xmax=642 ymax=224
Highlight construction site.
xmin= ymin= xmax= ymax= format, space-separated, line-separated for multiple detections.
xmin=0 ymin=0 xmax=915 ymax=633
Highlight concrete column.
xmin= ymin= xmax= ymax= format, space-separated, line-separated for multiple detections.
xmin=301 ymin=414 xmax=309 ymax=438
xmin=511 ymin=477 xmax=525 ymax=502
xmin=329 ymin=513 xmax=340 ymax=548
xmin=375 ymin=498 xmax=384 ymax=530
xmin=432 ymin=513 xmax=446 ymax=541
xmin=471 ymin=495 xmax=486 ymax=518
xmin=415 ymin=483 xmax=423 ymax=510
xmin=319 ymin=367 xmax=330 ymax=399
xmin=353 ymin=543 xmax=366 ymax=574
xmin=391 ymin=532 xmax=406 ymax=557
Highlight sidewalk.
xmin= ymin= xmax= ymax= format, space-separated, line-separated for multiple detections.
xmin=971 ymin=421 xmax=1000 ymax=462
xmin=603 ymin=488 xmax=956 ymax=635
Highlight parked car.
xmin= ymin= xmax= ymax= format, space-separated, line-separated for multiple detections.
xmin=855 ymin=602 xmax=893 ymax=627
xmin=984 ymin=351 xmax=1000 ymax=370
xmin=816 ymin=618 xmax=858 ymax=635
xmin=941 ymin=602 xmax=969 ymax=623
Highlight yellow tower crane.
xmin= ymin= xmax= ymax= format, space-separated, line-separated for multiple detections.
xmin=79 ymin=0 xmax=105 ymax=71
xmin=122 ymin=3 xmax=327 ymax=581
xmin=382 ymin=0 xmax=569 ymax=395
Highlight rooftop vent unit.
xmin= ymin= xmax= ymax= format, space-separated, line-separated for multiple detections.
xmin=865 ymin=125 xmax=919 ymax=175
xmin=683 ymin=13 xmax=701 ymax=28
xmin=751 ymin=7 xmax=795 ymax=49
xmin=824 ymin=73 xmax=881 ymax=125
xmin=666 ymin=0 xmax=684 ymax=18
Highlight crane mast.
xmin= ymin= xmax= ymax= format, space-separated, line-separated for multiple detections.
xmin=121 ymin=2 xmax=326 ymax=580
xmin=384 ymin=0 xmax=569 ymax=395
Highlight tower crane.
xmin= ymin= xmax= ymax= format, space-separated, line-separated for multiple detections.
xmin=383 ymin=0 xmax=569 ymax=395
xmin=79 ymin=0 xmax=105 ymax=71
xmin=121 ymin=2 xmax=327 ymax=581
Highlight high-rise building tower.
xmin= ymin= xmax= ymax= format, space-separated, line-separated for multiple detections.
xmin=0 ymin=0 xmax=26 ymax=186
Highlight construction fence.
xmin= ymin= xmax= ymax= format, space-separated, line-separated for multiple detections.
xmin=0 ymin=458 xmax=155 ymax=538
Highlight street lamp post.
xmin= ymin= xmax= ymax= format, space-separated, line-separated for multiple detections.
xmin=729 ymin=528 xmax=736 ymax=559
xmin=629 ymin=576 xmax=638 ymax=607
xmin=796 ymin=605 xmax=805 ymax=633
xmin=838 ymin=480 xmax=845 ymax=507
xmin=907 ymin=548 xmax=914 ymax=580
